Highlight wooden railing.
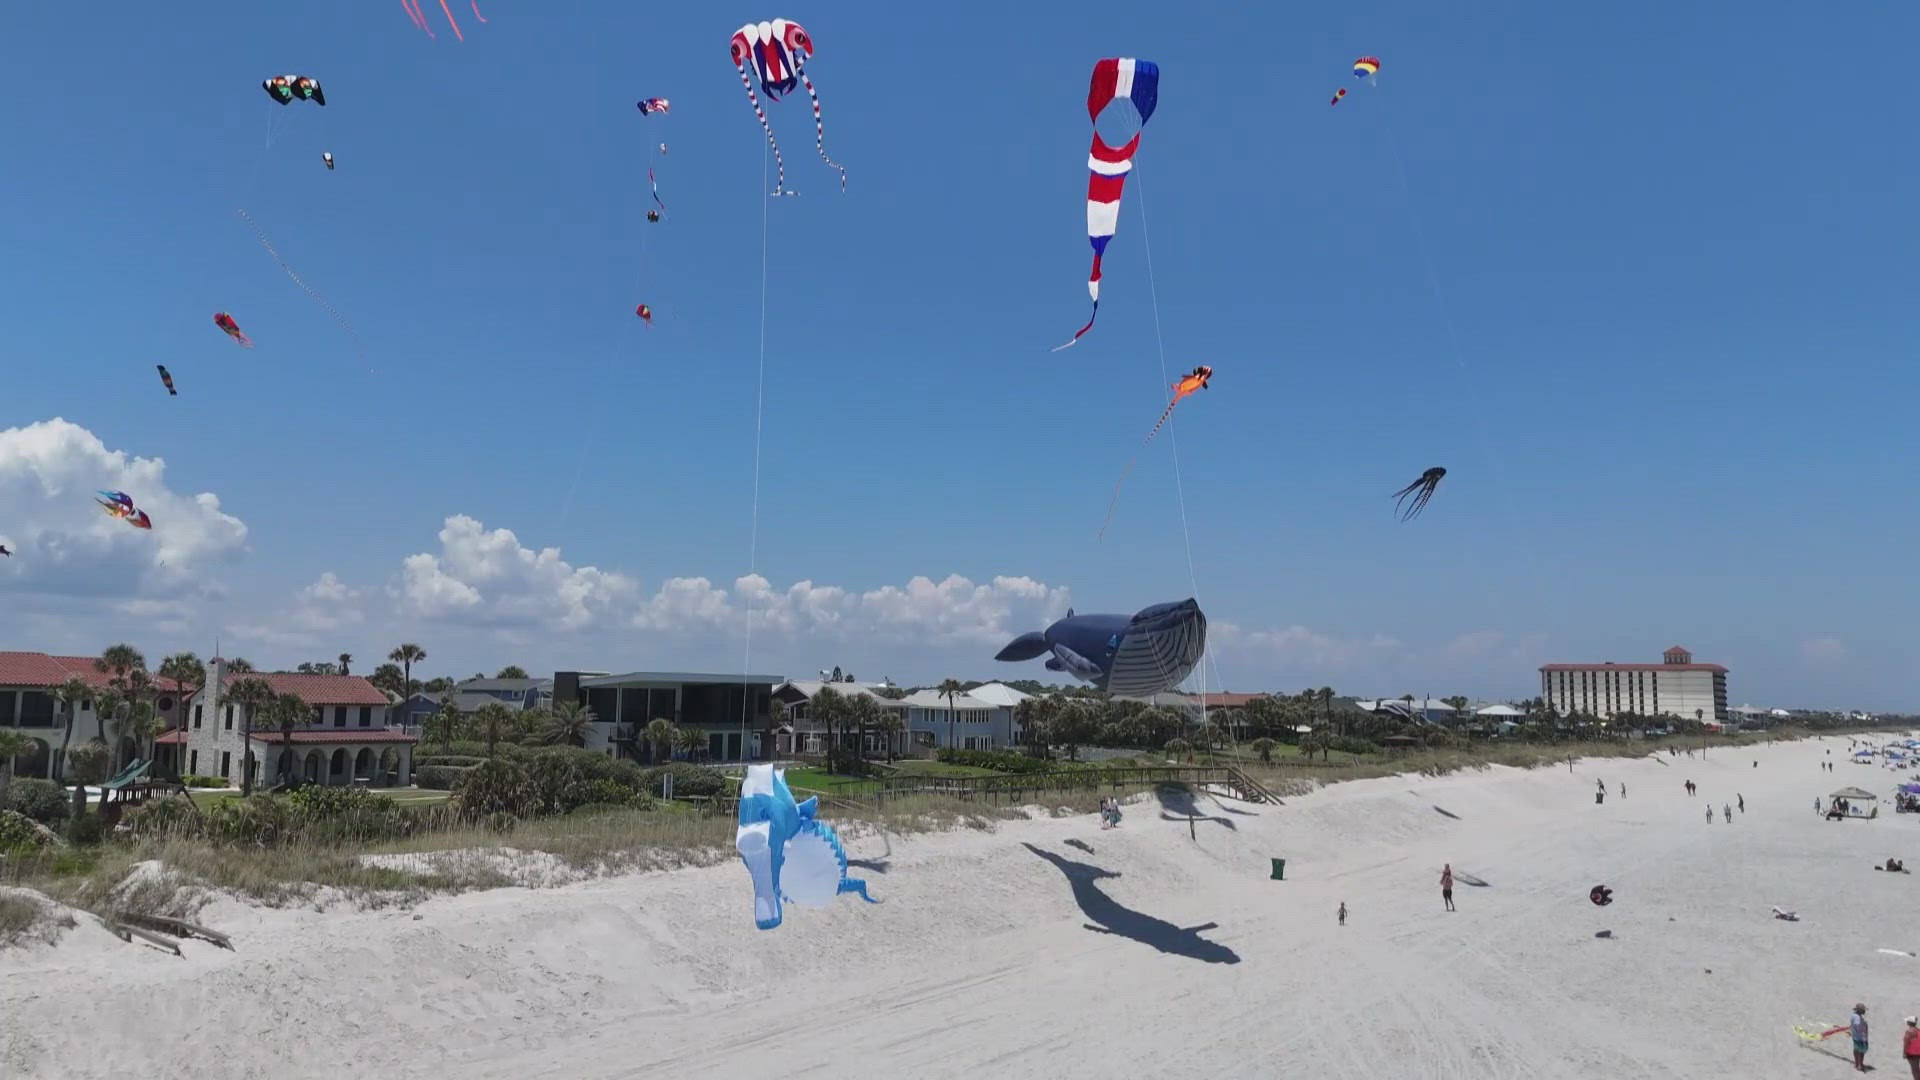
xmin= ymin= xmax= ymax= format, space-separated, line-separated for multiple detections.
xmin=838 ymin=764 xmax=1291 ymax=804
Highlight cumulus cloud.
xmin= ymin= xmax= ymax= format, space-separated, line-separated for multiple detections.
xmin=0 ymin=418 xmax=247 ymax=598
xmin=396 ymin=515 xmax=641 ymax=630
xmin=630 ymin=572 xmax=1072 ymax=645
xmin=1212 ymin=620 xmax=1405 ymax=670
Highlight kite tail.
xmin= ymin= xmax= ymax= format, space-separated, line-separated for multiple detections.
xmin=470 ymin=0 xmax=487 ymax=22
xmin=401 ymin=0 xmax=425 ymax=32
xmin=406 ymin=0 xmax=435 ymax=37
xmin=1098 ymin=455 xmax=1140 ymax=541
xmin=1141 ymin=400 xmax=1178 ymax=446
xmin=237 ymin=208 xmax=368 ymax=364
xmin=838 ymin=878 xmax=879 ymax=904
xmin=1053 ymin=305 xmax=1097 ymax=352
xmin=735 ymin=63 xmax=790 ymax=196
xmin=437 ymin=0 xmax=464 ymax=42
xmin=797 ymin=68 xmax=846 ymax=192
xmin=649 ymin=166 xmax=665 ymax=212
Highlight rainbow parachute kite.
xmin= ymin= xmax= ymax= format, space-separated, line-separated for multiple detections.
xmin=1056 ymin=57 xmax=1159 ymax=352
xmin=1354 ymin=56 xmax=1380 ymax=79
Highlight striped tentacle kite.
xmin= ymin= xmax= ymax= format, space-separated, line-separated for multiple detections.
xmin=1056 ymin=57 xmax=1159 ymax=352
xmin=729 ymin=19 xmax=844 ymax=197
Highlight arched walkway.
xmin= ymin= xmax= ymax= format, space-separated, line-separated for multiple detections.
xmin=302 ymin=750 xmax=322 ymax=784
xmin=353 ymin=748 xmax=374 ymax=783
xmin=328 ymin=748 xmax=347 ymax=783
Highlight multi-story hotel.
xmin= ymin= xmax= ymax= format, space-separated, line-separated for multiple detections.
xmin=1540 ymin=645 xmax=1728 ymax=723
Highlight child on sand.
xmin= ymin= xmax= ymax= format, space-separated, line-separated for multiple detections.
xmin=1338 ymin=901 xmax=1347 ymax=926
xmin=1441 ymin=864 xmax=1455 ymax=911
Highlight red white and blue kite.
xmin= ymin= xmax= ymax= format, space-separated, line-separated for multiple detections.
xmin=729 ymin=19 xmax=845 ymax=197
xmin=1056 ymin=57 xmax=1160 ymax=352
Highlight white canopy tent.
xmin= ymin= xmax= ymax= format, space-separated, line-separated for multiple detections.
xmin=1829 ymin=786 xmax=1878 ymax=818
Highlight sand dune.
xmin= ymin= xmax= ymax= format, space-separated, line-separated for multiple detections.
xmin=4 ymin=735 xmax=1916 ymax=1079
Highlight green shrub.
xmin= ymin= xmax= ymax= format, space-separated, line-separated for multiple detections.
xmin=454 ymin=759 xmax=537 ymax=819
xmin=934 ymin=747 xmax=1052 ymax=774
xmin=65 ymin=741 xmax=110 ymax=785
xmin=122 ymin=797 xmax=202 ymax=840
xmin=414 ymin=755 xmax=487 ymax=769
xmin=4 ymin=778 xmax=73 ymax=827
xmin=67 ymin=811 xmax=106 ymax=846
xmin=286 ymin=787 xmax=416 ymax=843
xmin=0 ymin=809 xmax=56 ymax=852
xmin=415 ymin=764 xmax=477 ymax=790
xmin=181 ymin=774 xmax=228 ymax=789
xmin=638 ymin=762 xmax=730 ymax=799
xmin=203 ymin=796 xmax=295 ymax=846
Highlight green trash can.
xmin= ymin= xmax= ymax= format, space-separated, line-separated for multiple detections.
xmin=1271 ymin=857 xmax=1286 ymax=880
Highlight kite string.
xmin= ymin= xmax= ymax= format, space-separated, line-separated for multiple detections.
xmin=234 ymin=208 xmax=369 ymax=369
xmin=1131 ymin=168 xmax=1208 ymax=733
xmin=740 ymin=144 xmax=770 ymax=745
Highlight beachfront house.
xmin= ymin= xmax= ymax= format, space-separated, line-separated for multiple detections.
xmin=771 ymin=680 xmax=909 ymax=758
xmin=1539 ymin=645 xmax=1729 ymax=724
xmin=0 ymin=652 xmax=121 ymax=781
xmin=453 ymin=676 xmax=554 ymax=710
xmin=558 ymin=669 xmax=782 ymax=763
xmin=899 ymin=685 xmax=1024 ymax=751
xmin=163 ymin=658 xmax=417 ymax=789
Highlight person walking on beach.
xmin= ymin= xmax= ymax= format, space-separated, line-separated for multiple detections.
xmin=1441 ymin=864 xmax=1456 ymax=911
xmin=1723 ymin=802 xmax=1732 ymax=823
xmin=1707 ymin=804 xmax=1715 ymax=823
xmin=1620 ymin=782 xmax=1626 ymax=798
xmin=1900 ymin=1015 xmax=1918 ymax=1079
xmin=1338 ymin=901 xmax=1347 ymax=927
xmin=1738 ymin=794 xmax=1745 ymax=813
xmin=1851 ymin=1003 xmax=1870 ymax=1072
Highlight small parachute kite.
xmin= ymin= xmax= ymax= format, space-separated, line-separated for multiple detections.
xmin=155 ymin=365 xmax=177 ymax=396
xmin=1330 ymin=87 xmax=1347 ymax=106
xmin=403 ymin=0 xmax=487 ymax=42
xmin=736 ymin=764 xmax=877 ymax=930
xmin=323 ymin=152 xmax=335 ymax=170
xmin=995 ymin=599 xmax=1207 ymax=698
xmin=263 ymin=75 xmax=325 ymax=106
xmin=1100 ymin=365 xmax=1211 ymax=538
xmin=1590 ymin=884 xmax=1614 ymax=907
xmin=1056 ymin=57 xmax=1160 ymax=352
xmin=637 ymin=97 xmax=670 ymax=116
xmin=1392 ymin=467 xmax=1445 ymax=521
xmin=728 ymin=19 xmax=845 ymax=197
xmin=635 ymin=304 xmax=653 ymax=327
xmin=1354 ymin=56 xmax=1380 ymax=80
xmin=213 ymin=312 xmax=252 ymax=348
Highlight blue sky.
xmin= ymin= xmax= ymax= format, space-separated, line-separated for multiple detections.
xmin=2 ymin=1 xmax=1916 ymax=708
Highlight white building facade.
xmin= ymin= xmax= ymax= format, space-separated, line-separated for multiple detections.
xmin=164 ymin=658 xmax=416 ymax=788
xmin=1540 ymin=645 xmax=1728 ymax=723
xmin=900 ymin=683 xmax=1031 ymax=751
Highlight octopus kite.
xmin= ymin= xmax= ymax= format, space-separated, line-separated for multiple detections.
xmin=729 ymin=19 xmax=845 ymax=197
xmin=402 ymin=0 xmax=487 ymax=42
xmin=1391 ymin=466 xmax=1445 ymax=521
xmin=262 ymin=75 xmax=325 ymax=106
xmin=95 ymin=490 xmax=152 ymax=530
xmin=213 ymin=312 xmax=252 ymax=348
xmin=1057 ymin=58 xmax=1160 ymax=352
xmin=155 ymin=365 xmax=177 ymax=396
xmin=1099 ymin=366 xmax=1210 ymax=538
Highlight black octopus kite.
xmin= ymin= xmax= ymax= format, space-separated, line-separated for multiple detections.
xmin=1391 ymin=467 xmax=1445 ymax=521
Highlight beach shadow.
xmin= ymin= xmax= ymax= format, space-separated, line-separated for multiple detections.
xmin=1064 ymin=838 xmax=1095 ymax=855
xmin=1022 ymin=843 xmax=1240 ymax=965
xmin=1154 ymin=784 xmax=1237 ymax=831
xmin=849 ymin=836 xmax=891 ymax=874
xmin=1432 ymin=806 xmax=1461 ymax=820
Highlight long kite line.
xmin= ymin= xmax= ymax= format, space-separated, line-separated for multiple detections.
xmin=236 ymin=207 xmax=368 ymax=366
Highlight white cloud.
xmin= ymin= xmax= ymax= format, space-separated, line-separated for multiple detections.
xmin=1800 ymin=636 xmax=1848 ymax=665
xmin=1213 ymin=621 xmax=1405 ymax=670
xmin=294 ymin=572 xmax=365 ymax=631
xmin=630 ymin=572 xmax=1072 ymax=645
xmin=396 ymin=515 xmax=641 ymax=630
xmin=0 ymin=418 xmax=247 ymax=598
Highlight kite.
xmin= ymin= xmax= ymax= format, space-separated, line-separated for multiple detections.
xmin=213 ymin=312 xmax=252 ymax=348
xmin=403 ymin=0 xmax=487 ymax=42
xmin=0 ymin=545 xmax=9 ymax=557
xmin=647 ymin=210 xmax=660 ymax=223
xmin=1392 ymin=467 xmax=1445 ymax=521
xmin=728 ymin=19 xmax=845 ymax=197
xmin=637 ymin=98 xmax=670 ymax=116
xmin=262 ymin=75 xmax=325 ymax=106
xmin=1099 ymin=365 xmax=1212 ymax=538
xmin=95 ymin=491 xmax=151 ymax=530
xmin=635 ymin=304 xmax=653 ymax=327
xmin=1354 ymin=56 xmax=1380 ymax=80
xmin=1056 ymin=57 xmax=1160 ymax=352
xmin=155 ymin=365 xmax=177 ymax=396
xmin=97 ymin=490 xmax=133 ymax=513
xmin=1793 ymin=1022 xmax=1849 ymax=1042
xmin=995 ymin=598 xmax=1207 ymax=698
xmin=648 ymin=166 xmax=665 ymax=214
xmin=735 ymin=764 xmax=877 ymax=930
xmin=1590 ymin=884 xmax=1614 ymax=907
xmin=323 ymin=152 xmax=334 ymax=170
xmin=1330 ymin=87 xmax=1347 ymax=106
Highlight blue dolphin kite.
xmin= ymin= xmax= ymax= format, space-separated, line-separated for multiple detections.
xmin=735 ymin=764 xmax=877 ymax=931
xmin=993 ymin=598 xmax=1207 ymax=698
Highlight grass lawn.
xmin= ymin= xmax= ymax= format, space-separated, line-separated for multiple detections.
xmin=778 ymin=759 xmax=1006 ymax=797
xmin=187 ymin=787 xmax=451 ymax=809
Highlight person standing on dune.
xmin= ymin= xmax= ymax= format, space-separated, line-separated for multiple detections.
xmin=1441 ymin=864 xmax=1455 ymax=911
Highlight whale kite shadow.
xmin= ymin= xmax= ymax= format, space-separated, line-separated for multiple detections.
xmin=1023 ymin=843 xmax=1240 ymax=965
xmin=1153 ymin=783 xmax=1238 ymax=831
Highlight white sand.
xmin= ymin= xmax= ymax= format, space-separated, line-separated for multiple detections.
xmin=5 ymin=734 xmax=1918 ymax=1079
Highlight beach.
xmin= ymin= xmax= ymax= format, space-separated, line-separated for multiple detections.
xmin=5 ymin=733 xmax=1917 ymax=1079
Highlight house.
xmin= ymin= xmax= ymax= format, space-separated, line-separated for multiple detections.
xmin=0 ymin=652 xmax=122 ymax=781
xmin=770 ymin=680 xmax=910 ymax=757
xmin=454 ymin=676 xmax=554 ymax=711
xmin=158 ymin=657 xmax=418 ymax=789
xmin=557 ymin=669 xmax=782 ymax=763
xmin=898 ymin=686 xmax=1023 ymax=751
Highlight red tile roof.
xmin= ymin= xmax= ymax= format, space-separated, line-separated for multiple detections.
xmin=158 ymin=729 xmax=415 ymax=745
xmin=1539 ymin=663 xmax=1728 ymax=673
xmin=220 ymin=671 xmax=391 ymax=706
xmin=0 ymin=652 xmax=119 ymax=689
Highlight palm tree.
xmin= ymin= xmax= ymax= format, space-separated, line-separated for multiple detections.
xmin=847 ymin=694 xmax=884 ymax=764
xmin=388 ymin=643 xmax=427 ymax=700
xmin=475 ymin=702 xmax=514 ymax=759
xmin=0 ymin=729 xmax=33 ymax=799
xmin=543 ymin=700 xmax=594 ymax=747
xmin=336 ymin=653 xmax=352 ymax=675
xmin=874 ymin=705 xmax=905 ymax=762
xmin=496 ymin=665 xmax=529 ymax=679
xmin=1318 ymin=687 xmax=1336 ymax=735
xmin=431 ymin=698 xmax=464 ymax=754
xmin=50 ymin=676 xmax=93 ymax=784
xmin=226 ymin=657 xmax=255 ymax=673
xmin=937 ymin=678 xmax=965 ymax=750
xmin=810 ymin=687 xmax=845 ymax=759
xmin=673 ymin=725 xmax=705 ymax=762
xmin=92 ymin=645 xmax=147 ymax=769
xmin=225 ymin=677 xmax=275 ymax=796
xmin=645 ymin=718 xmax=677 ymax=763
xmin=260 ymin=692 xmax=308 ymax=785
xmin=157 ymin=653 xmax=205 ymax=779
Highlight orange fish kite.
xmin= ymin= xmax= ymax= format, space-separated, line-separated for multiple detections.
xmin=1100 ymin=365 xmax=1213 ymax=539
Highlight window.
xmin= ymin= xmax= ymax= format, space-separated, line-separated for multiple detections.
xmin=189 ymin=750 xmax=199 ymax=774
xmin=193 ymin=704 xmax=203 ymax=729
xmin=158 ymin=696 xmax=174 ymax=713
xmin=220 ymin=751 xmax=231 ymax=778
xmin=359 ymin=706 xmax=372 ymax=728
xmin=224 ymin=704 xmax=234 ymax=729
xmin=334 ymin=706 xmax=347 ymax=728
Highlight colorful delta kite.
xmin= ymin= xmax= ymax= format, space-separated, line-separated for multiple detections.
xmin=735 ymin=764 xmax=877 ymax=930
xmin=262 ymin=75 xmax=325 ymax=106
xmin=95 ymin=490 xmax=152 ymax=530
xmin=1391 ymin=466 xmax=1445 ymax=521
xmin=635 ymin=304 xmax=653 ymax=327
xmin=213 ymin=312 xmax=252 ymax=348
xmin=1056 ymin=57 xmax=1160 ymax=352
xmin=637 ymin=97 xmax=670 ymax=116
xmin=155 ymin=365 xmax=177 ymax=396
xmin=728 ymin=19 xmax=845 ymax=197
xmin=402 ymin=0 xmax=487 ymax=42
xmin=995 ymin=598 xmax=1207 ymax=698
